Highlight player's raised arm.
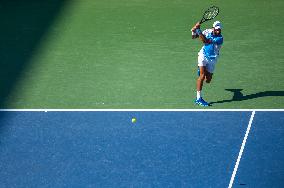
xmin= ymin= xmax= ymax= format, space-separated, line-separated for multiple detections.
xmin=191 ymin=22 xmax=200 ymax=39
xmin=191 ymin=22 xmax=211 ymax=43
xmin=195 ymin=28 xmax=211 ymax=44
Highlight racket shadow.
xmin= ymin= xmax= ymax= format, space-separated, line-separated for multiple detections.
xmin=0 ymin=0 xmax=68 ymax=109
xmin=209 ymin=89 xmax=284 ymax=105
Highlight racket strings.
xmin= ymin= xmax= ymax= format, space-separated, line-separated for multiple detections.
xmin=203 ymin=7 xmax=219 ymax=20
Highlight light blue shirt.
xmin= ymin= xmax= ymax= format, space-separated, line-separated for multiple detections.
xmin=199 ymin=29 xmax=223 ymax=59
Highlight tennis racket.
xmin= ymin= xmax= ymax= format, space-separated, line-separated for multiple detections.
xmin=199 ymin=6 xmax=219 ymax=24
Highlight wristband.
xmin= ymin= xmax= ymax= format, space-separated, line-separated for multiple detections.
xmin=195 ymin=29 xmax=202 ymax=35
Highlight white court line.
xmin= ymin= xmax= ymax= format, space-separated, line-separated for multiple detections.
xmin=228 ymin=110 xmax=256 ymax=188
xmin=0 ymin=109 xmax=283 ymax=112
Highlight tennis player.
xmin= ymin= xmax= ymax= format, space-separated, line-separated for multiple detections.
xmin=191 ymin=21 xmax=223 ymax=106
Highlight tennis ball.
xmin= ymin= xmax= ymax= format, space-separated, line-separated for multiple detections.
xmin=131 ymin=118 xmax=136 ymax=123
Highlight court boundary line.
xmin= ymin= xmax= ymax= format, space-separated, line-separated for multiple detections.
xmin=228 ymin=110 xmax=256 ymax=188
xmin=0 ymin=109 xmax=283 ymax=112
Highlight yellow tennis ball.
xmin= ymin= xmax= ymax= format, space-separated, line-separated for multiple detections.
xmin=132 ymin=118 xmax=136 ymax=123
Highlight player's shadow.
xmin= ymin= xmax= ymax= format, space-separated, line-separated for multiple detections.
xmin=209 ymin=89 xmax=284 ymax=105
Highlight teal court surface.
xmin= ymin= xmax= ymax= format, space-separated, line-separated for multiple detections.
xmin=0 ymin=110 xmax=283 ymax=187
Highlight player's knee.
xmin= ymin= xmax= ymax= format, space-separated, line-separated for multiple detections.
xmin=205 ymin=77 xmax=212 ymax=83
xmin=205 ymin=73 xmax=213 ymax=83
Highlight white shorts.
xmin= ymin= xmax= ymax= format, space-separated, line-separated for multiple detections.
xmin=198 ymin=54 xmax=217 ymax=73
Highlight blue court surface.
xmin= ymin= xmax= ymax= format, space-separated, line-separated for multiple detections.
xmin=0 ymin=110 xmax=283 ymax=187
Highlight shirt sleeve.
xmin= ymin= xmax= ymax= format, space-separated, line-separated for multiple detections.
xmin=202 ymin=29 xmax=212 ymax=37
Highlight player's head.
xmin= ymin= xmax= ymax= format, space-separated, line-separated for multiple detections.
xmin=213 ymin=21 xmax=222 ymax=35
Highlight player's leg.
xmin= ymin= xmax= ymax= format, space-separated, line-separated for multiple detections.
xmin=197 ymin=66 xmax=206 ymax=92
xmin=205 ymin=60 xmax=216 ymax=83
xmin=196 ymin=54 xmax=206 ymax=98
xmin=195 ymin=55 xmax=209 ymax=106
xmin=205 ymin=70 xmax=213 ymax=83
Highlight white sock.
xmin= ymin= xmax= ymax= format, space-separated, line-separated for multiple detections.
xmin=197 ymin=91 xmax=202 ymax=99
